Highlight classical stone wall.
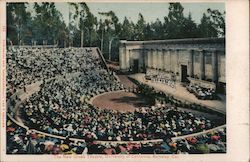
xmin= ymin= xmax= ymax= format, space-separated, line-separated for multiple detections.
xmin=218 ymin=52 xmax=226 ymax=83
xmin=119 ymin=38 xmax=225 ymax=84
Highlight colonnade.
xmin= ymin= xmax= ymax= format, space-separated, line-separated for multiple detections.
xmin=120 ymin=46 xmax=219 ymax=82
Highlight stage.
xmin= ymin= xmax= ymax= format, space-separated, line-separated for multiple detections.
xmin=129 ymin=73 xmax=226 ymax=114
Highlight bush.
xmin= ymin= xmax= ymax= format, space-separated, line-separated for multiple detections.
xmin=195 ymin=144 xmax=210 ymax=154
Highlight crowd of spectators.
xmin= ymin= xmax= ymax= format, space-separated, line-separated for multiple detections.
xmin=22 ymin=100 xmax=215 ymax=141
xmin=7 ymin=117 xmax=226 ymax=154
xmin=7 ymin=118 xmax=87 ymax=154
xmin=7 ymin=47 xmax=225 ymax=154
xmin=7 ymin=47 xmax=106 ymax=91
xmin=89 ymin=127 xmax=226 ymax=154
xmin=186 ymin=83 xmax=216 ymax=100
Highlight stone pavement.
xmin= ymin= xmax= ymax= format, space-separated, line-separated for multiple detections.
xmin=118 ymin=75 xmax=138 ymax=89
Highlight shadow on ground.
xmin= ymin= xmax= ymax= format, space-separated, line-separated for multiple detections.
xmin=110 ymin=94 xmax=154 ymax=108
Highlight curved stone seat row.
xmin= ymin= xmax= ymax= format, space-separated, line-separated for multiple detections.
xmin=8 ymin=113 xmax=226 ymax=145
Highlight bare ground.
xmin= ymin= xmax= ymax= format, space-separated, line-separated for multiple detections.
xmin=92 ymin=91 xmax=153 ymax=112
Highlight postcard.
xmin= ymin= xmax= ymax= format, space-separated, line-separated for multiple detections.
xmin=0 ymin=0 xmax=249 ymax=162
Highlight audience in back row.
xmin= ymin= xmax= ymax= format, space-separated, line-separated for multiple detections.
xmin=7 ymin=118 xmax=226 ymax=154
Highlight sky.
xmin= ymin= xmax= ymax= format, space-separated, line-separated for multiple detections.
xmin=27 ymin=2 xmax=225 ymax=25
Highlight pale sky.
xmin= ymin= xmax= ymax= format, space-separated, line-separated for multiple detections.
xmin=27 ymin=2 xmax=225 ymax=25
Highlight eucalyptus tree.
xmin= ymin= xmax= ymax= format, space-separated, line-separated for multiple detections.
xmin=164 ymin=3 xmax=186 ymax=39
xmin=150 ymin=18 xmax=164 ymax=40
xmin=7 ymin=2 xmax=31 ymax=45
xmin=134 ymin=13 xmax=146 ymax=40
xmin=197 ymin=8 xmax=225 ymax=38
xmin=98 ymin=11 xmax=121 ymax=60
xmin=197 ymin=13 xmax=218 ymax=38
xmin=182 ymin=13 xmax=199 ymax=38
xmin=120 ymin=17 xmax=134 ymax=40
xmin=207 ymin=9 xmax=225 ymax=37
xmin=69 ymin=2 xmax=98 ymax=47
xmin=33 ymin=2 xmax=67 ymax=45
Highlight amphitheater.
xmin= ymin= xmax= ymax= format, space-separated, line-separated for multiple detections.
xmin=6 ymin=38 xmax=226 ymax=154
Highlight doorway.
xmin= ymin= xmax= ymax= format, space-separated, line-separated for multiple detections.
xmin=181 ymin=65 xmax=188 ymax=82
xmin=133 ymin=59 xmax=139 ymax=73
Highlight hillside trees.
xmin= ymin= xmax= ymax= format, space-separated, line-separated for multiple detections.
xmin=7 ymin=2 xmax=225 ymax=61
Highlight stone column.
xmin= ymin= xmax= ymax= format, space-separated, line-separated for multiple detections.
xmin=119 ymin=45 xmax=125 ymax=70
xmin=189 ymin=49 xmax=194 ymax=77
xmin=162 ymin=49 xmax=166 ymax=70
xmin=169 ymin=49 xmax=172 ymax=73
xmin=161 ymin=50 xmax=165 ymax=70
xmin=157 ymin=49 xmax=161 ymax=69
xmin=172 ymin=49 xmax=178 ymax=74
xmin=144 ymin=49 xmax=148 ymax=68
xmin=199 ymin=50 xmax=205 ymax=80
xmin=212 ymin=50 xmax=218 ymax=82
xmin=151 ymin=49 xmax=155 ymax=69
xmin=119 ymin=48 xmax=123 ymax=69
xmin=175 ymin=49 xmax=180 ymax=80
xmin=153 ymin=49 xmax=157 ymax=69
xmin=119 ymin=43 xmax=127 ymax=70
xmin=150 ymin=49 xmax=154 ymax=68
xmin=146 ymin=50 xmax=150 ymax=68
xmin=125 ymin=49 xmax=130 ymax=70
xmin=140 ymin=49 xmax=144 ymax=71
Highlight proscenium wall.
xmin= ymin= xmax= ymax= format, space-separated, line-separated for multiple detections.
xmin=119 ymin=38 xmax=225 ymax=83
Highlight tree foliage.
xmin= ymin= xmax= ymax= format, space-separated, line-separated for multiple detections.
xmin=33 ymin=2 xmax=67 ymax=46
xmin=7 ymin=2 xmax=225 ymax=61
xmin=7 ymin=3 xmax=32 ymax=45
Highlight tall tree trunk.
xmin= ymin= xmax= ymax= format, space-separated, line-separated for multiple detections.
xmin=81 ymin=29 xmax=84 ymax=47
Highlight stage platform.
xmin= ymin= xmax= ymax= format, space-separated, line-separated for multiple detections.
xmin=129 ymin=73 xmax=226 ymax=114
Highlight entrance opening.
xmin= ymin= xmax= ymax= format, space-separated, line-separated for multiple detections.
xmin=133 ymin=59 xmax=139 ymax=73
xmin=217 ymin=82 xmax=226 ymax=94
xmin=181 ymin=65 xmax=188 ymax=82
